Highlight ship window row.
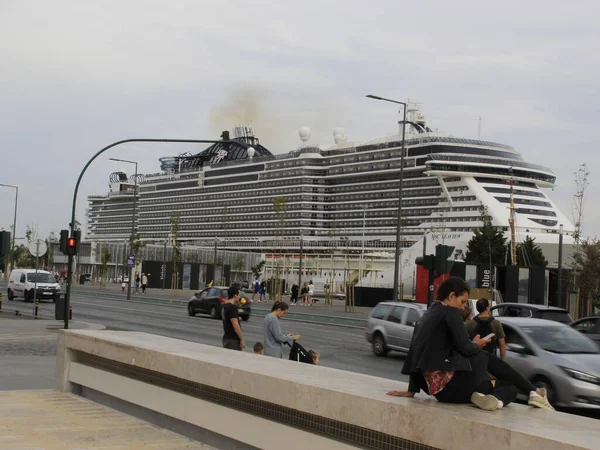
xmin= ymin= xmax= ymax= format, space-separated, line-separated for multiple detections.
xmin=262 ymin=169 xmax=327 ymax=180
xmin=137 ymin=220 xmax=413 ymax=232
xmin=328 ymin=178 xmax=438 ymax=194
xmin=325 ymin=149 xmax=403 ymax=166
xmin=409 ymin=145 xmax=523 ymax=161
xmin=427 ymin=163 xmax=556 ymax=184
xmin=144 ymin=177 xmax=309 ymax=199
xmin=494 ymin=197 xmax=552 ymax=208
xmin=142 ymin=191 xmax=304 ymax=205
xmin=141 ymin=185 xmax=306 ymax=202
xmin=324 ymin=170 xmax=424 ymax=186
xmin=528 ymin=218 xmax=558 ymax=227
xmin=474 ymin=177 xmax=537 ymax=189
xmin=483 ymin=186 xmax=545 ymax=198
xmin=515 ymin=208 xmax=557 ymax=217
xmin=328 ymin=160 xmax=411 ymax=176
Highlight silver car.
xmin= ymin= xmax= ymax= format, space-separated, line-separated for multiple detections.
xmin=365 ymin=301 xmax=426 ymax=356
xmin=499 ymin=317 xmax=600 ymax=409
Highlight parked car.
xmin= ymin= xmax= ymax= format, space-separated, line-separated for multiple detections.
xmin=499 ymin=317 xmax=600 ymax=408
xmin=7 ymin=269 xmax=61 ymax=302
xmin=491 ymin=303 xmax=572 ymax=324
xmin=187 ymin=286 xmax=252 ymax=321
xmin=571 ymin=316 xmax=600 ymax=347
xmin=365 ymin=301 xmax=426 ymax=356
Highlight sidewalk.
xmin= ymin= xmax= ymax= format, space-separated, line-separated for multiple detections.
xmin=0 ymin=390 xmax=213 ymax=449
xmin=0 ymin=312 xmax=104 ymax=391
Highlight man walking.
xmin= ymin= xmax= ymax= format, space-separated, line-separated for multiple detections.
xmin=466 ymin=298 xmax=507 ymax=360
xmin=222 ymin=285 xmax=245 ymax=351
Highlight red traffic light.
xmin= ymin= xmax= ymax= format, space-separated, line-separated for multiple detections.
xmin=66 ymin=236 xmax=78 ymax=256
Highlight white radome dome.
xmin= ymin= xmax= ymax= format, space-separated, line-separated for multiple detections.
xmin=247 ymin=147 xmax=255 ymax=159
xmin=298 ymin=126 xmax=311 ymax=143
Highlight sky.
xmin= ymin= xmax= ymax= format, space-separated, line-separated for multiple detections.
xmin=1 ymin=0 xmax=599 ymax=242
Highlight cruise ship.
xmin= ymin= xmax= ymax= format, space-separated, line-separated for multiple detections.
xmin=86 ymin=106 xmax=574 ymax=296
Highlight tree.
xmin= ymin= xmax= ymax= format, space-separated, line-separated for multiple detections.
xmin=465 ymin=211 xmax=507 ymax=265
xmin=170 ymin=211 xmax=181 ymax=289
xmin=131 ymin=233 xmax=146 ymax=264
xmin=572 ymin=240 xmax=600 ymax=311
xmin=251 ymin=260 xmax=265 ymax=280
xmin=99 ymin=246 xmax=111 ymax=288
xmin=233 ymin=254 xmax=245 ymax=281
xmin=272 ymin=196 xmax=287 ymax=301
xmin=44 ymin=231 xmax=57 ymax=270
xmin=516 ymin=236 xmax=548 ymax=268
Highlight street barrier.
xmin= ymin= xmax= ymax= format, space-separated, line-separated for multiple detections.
xmin=57 ymin=330 xmax=600 ymax=450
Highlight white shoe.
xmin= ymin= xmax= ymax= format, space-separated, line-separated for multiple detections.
xmin=471 ymin=392 xmax=503 ymax=411
xmin=528 ymin=389 xmax=555 ymax=411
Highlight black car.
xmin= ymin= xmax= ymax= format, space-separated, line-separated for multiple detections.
xmin=571 ymin=316 xmax=600 ymax=347
xmin=187 ymin=286 xmax=251 ymax=321
xmin=491 ymin=303 xmax=572 ymax=324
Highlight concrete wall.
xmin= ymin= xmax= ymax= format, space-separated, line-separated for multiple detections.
xmin=56 ymin=330 xmax=600 ymax=450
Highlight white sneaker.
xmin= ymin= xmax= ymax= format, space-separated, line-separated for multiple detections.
xmin=528 ymin=389 xmax=555 ymax=411
xmin=471 ymin=392 xmax=503 ymax=411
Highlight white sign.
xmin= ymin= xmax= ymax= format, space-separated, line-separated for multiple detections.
xmin=28 ymin=239 xmax=47 ymax=257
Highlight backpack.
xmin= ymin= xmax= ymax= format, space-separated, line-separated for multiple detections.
xmin=473 ymin=316 xmax=498 ymax=355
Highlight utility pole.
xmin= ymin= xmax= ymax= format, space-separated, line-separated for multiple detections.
xmin=297 ymin=232 xmax=303 ymax=289
xmin=557 ymin=224 xmax=564 ymax=308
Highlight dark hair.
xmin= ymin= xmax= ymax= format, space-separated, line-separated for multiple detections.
xmin=476 ymin=298 xmax=490 ymax=313
xmin=253 ymin=342 xmax=264 ymax=353
xmin=271 ymin=301 xmax=289 ymax=312
xmin=436 ymin=277 xmax=470 ymax=301
xmin=228 ymin=285 xmax=240 ymax=299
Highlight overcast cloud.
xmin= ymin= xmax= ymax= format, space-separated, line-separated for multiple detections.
xmin=1 ymin=0 xmax=598 ymax=241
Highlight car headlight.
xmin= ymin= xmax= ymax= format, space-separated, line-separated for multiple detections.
xmin=561 ymin=367 xmax=600 ymax=386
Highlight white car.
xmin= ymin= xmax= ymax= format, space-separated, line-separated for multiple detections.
xmin=7 ymin=269 xmax=61 ymax=302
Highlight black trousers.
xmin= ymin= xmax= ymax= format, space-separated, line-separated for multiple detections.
xmin=222 ymin=338 xmax=242 ymax=351
xmin=435 ymin=351 xmax=535 ymax=406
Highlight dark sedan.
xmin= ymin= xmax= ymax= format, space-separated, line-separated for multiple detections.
xmin=491 ymin=303 xmax=573 ymax=324
xmin=187 ymin=286 xmax=251 ymax=321
xmin=571 ymin=316 xmax=600 ymax=348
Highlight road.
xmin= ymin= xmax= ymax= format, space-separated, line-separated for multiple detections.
xmin=1 ymin=291 xmax=410 ymax=384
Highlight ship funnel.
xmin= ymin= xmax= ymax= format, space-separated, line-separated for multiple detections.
xmin=231 ymin=125 xmax=258 ymax=145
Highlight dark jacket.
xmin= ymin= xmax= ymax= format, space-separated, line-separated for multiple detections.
xmin=402 ymin=301 xmax=481 ymax=393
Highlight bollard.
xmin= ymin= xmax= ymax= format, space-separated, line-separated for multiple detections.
xmin=0 ymin=292 xmax=2 ymax=310
xmin=34 ymin=300 xmax=39 ymax=319
xmin=69 ymin=305 xmax=73 ymax=320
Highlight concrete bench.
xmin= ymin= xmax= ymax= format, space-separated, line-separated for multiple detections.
xmin=57 ymin=330 xmax=600 ymax=450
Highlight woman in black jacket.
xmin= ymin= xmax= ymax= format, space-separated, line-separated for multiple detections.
xmin=387 ymin=277 xmax=553 ymax=411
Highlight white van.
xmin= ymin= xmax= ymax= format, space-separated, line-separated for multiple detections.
xmin=7 ymin=269 xmax=61 ymax=302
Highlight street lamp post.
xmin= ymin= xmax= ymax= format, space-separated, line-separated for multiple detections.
xmin=64 ymin=137 xmax=229 ymax=329
xmin=360 ymin=205 xmax=371 ymax=284
xmin=109 ymin=158 xmax=138 ymax=301
xmin=366 ymin=95 xmax=407 ymax=301
xmin=0 ymin=184 xmax=18 ymax=273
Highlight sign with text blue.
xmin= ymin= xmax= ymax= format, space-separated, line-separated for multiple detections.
xmin=127 ymin=255 xmax=135 ymax=268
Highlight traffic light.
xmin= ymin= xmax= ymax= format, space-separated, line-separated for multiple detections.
xmin=65 ymin=230 xmax=81 ymax=256
xmin=415 ymin=255 xmax=435 ymax=271
xmin=435 ymin=244 xmax=455 ymax=276
xmin=59 ymin=230 xmax=69 ymax=254
xmin=0 ymin=231 xmax=10 ymax=256
xmin=74 ymin=230 xmax=81 ymax=254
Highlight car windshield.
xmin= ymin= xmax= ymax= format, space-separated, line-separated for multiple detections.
xmin=27 ymin=273 xmax=55 ymax=283
xmin=521 ymin=325 xmax=599 ymax=354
